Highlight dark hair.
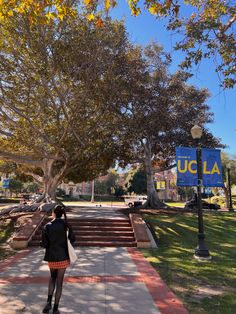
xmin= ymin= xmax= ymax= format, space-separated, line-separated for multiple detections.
xmin=53 ymin=205 xmax=68 ymax=226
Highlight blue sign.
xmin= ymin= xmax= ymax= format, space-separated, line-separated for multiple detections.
xmin=176 ymin=147 xmax=198 ymax=186
xmin=2 ymin=178 xmax=10 ymax=189
xmin=202 ymin=148 xmax=224 ymax=187
xmin=176 ymin=147 xmax=224 ymax=187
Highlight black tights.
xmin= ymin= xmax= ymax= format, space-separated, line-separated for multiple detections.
xmin=48 ymin=268 xmax=66 ymax=307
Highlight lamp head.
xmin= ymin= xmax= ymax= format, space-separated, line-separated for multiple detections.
xmin=191 ymin=125 xmax=203 ymax=139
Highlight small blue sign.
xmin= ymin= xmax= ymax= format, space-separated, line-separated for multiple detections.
xmin=2 ymin=178 xmax=10 ymax=189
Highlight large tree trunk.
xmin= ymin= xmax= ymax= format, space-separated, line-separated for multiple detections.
xmin=0 ymin=153 xmax=67 ymax=213
xmin=143 ymin=141 xmax=166 ymax=208
xmin=41 ymin=159 xmax=61 ymax=201
xmin=223 ymin=185 xmax=230 ymax=209
xmin=43 ymin=177 xmax=59 ymax=201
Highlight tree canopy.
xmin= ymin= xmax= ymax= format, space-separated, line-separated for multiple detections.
xmin=1 ymin=1 xmax=235 ymax=88
xmin=117 ymin=42 xmax=224 ymax=207
xmin=0 ymin=14 xmax=134 ymax=199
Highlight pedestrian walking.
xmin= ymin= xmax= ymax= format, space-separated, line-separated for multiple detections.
xmin=40 ymin=204 xmax=75 ymax=314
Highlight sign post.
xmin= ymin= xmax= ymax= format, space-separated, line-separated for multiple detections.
xmin=176 ymin=143 xmax=224 ymax=260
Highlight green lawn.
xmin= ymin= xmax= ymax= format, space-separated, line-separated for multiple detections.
xmin=165 ymin=202 xmax=185 ymax=208
xmin=142 ymin=212 xmax=236 ymax=314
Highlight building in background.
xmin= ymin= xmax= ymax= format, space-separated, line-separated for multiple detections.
xmin=58 ymin=181 xmax=92 ymax=197
xmin=59 ymin=170 xmax=178 ymax=201
xmin=154 ymin=170 xmax=177 ymax=201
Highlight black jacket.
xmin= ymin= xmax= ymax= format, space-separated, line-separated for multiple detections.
xmin=41 ymin=218 xmax=76 ymax=262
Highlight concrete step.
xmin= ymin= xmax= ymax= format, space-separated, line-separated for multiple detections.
xmin=42 ymin=218 xmax=130 ymax=222
xmin=29 ymin=216 xmax=137 ymax=248
xmin=32 ymin=232 xmax=135 ymax=240
xmin=29 ymin=240 xmax=137 ymax=247
xmin=29 ymin=237 xmax=137 ymax=247
xmin=75 ymin=236 xmax=135 ymax=242
xmin=75 ymin=241 xmax=137 ymax=247
xmin=69 ymin=221 xmax=131 ymax=226
xmin=74 ymin=226 xmax=133 ymax=230
xmin=74 ymin=230 xmax=134 ymax=236
xmin=34 ymin=226 xmax=133 ymax=234
xmin=41 ymin=219 xmax=131 ymax=226
xmin=68 ymin=218 xmax=130 ymax=222
xmin=32 ymin=230 xmax=134 ymax=239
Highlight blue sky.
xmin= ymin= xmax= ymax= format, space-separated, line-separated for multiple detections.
xmin=111 ymin=2 xmax=236 ymax=156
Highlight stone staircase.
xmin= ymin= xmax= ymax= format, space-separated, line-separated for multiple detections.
xmin=29 ymin=217 xmax=137 ymax=247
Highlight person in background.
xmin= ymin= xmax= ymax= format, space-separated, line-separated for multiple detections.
xmin=40 ymin=205 xmax=75 ymax=314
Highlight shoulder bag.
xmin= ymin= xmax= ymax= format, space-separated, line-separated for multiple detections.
xmin=66 ymin=230 xmax=77 ymax=264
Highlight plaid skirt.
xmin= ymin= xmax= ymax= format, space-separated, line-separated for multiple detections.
xmin=48 ymin=259 xmax=70 ymax=269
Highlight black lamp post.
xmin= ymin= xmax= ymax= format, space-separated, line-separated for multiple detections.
xmin=227 ymin=165 xmax=233 ymax=211
xmin=191 ymin=125 xmax=211 ymax=260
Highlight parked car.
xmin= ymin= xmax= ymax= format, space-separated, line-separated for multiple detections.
xmin=124 ymin=195 xmax=147 ymax=208
xmin=28 ymin=193 xmax=43 ymax=203
xmin=184 ymin=198 xmax=220 ymax=210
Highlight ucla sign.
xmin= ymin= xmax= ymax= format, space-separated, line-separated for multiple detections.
xmin=176 ymin=147 xmax=224 ymax=187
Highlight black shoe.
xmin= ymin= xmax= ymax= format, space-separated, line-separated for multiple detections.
xmin=42 ymin=302 xmax=52 ymax=313
xmin=52 ymin=310 xmax=60 ymax=314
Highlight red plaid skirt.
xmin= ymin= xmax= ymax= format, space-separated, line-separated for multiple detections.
xmin=48 ymin=259 xmax=70 ymax=269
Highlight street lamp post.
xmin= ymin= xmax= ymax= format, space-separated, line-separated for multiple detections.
xmin=191 ymin=125 xmax=211 ymax=260
xmin=227 ymin=165 xmax=233 ymax=211
xmin=91 ymin=179 xmax=95 ymax=203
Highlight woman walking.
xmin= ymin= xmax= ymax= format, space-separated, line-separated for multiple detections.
xmin=41 ymin=205 xmax=75 ymax=314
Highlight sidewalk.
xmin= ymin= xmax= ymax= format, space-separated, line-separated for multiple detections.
xmin=0 ymin=207 xmax=189 ymax=314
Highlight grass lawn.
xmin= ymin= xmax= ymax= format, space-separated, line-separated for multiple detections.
xmin=165 ymin=202 xmax=185 ymax=208
xmin=142 ymin=212 xmax=236 ymax=314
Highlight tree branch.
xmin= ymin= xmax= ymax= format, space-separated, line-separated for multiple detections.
xmin=0 ymin=151 xmax=43 ymax=167
xmin=24 ymin=171 xmax=43 ymax=183
xmin=152 ymin=163 xmax=177 ymax=173
xmin=0 ymin=129 xmax=13 ymax=137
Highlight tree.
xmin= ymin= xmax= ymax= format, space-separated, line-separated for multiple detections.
xmin=1 ymin=1 xmax=235 ymax=88
xmin=94 ymin=180 xmax=107 ymax=195
xmin=9 ymin=178 xmax=23 ymax=196
xmin=221 ymin=152 xmax=236 ymax=208
xmin=95 ymin=169 xmax=120 ymax=195
xmin=118 ymin=43 xmax=223 ymax=208
xmin=105 ymin=169 xmax=120 ymax=194
xmin=168 ymin=1 xmax=236 ymax=88
xmin=114 ymin=185 xmax=125 ymax=198
xmin=177 ymin=186 xmax=196 ymax=202
xmin=126 ymin=167 xmax=147 ymax=195
xmin=23 ymin=182 xmax=40 ymax=194
xmin=0 ymin=15 xmax=134 ymax=200
xmin=0 ymin=160 xmax=17 ymax=178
